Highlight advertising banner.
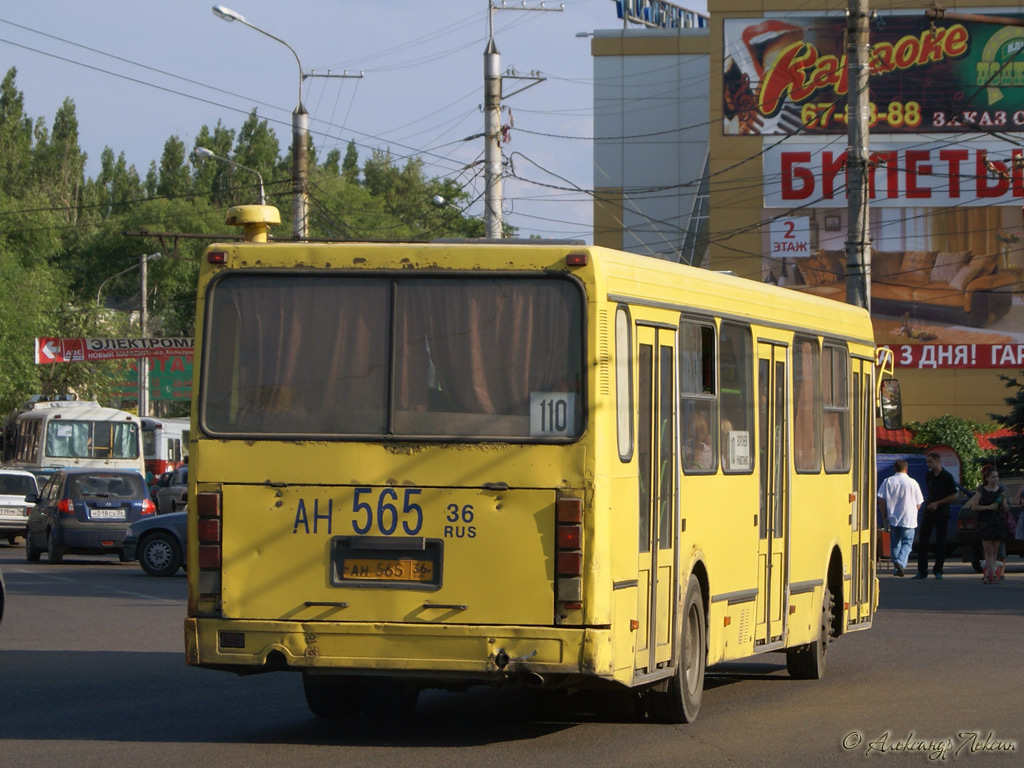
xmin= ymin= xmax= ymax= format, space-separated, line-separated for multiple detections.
xmin=763 ymin=138 xmax=1024 ymax=207
xmin=111 ymin=356 xmax=193 ymax=401
xmin=35 ymin=337 xmax=194 ymax=364
xmin=723 ymin=14 xmax=1024 ymax=135
xmin=884 ymin=343 xmax=1024 ymax=369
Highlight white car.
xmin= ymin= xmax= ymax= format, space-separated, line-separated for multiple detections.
xmin=0 ymin=469 xmax=39 ymax=544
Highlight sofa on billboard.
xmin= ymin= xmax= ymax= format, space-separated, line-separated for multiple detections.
xmin=791 ymin=249 xmax=1018 ymax=327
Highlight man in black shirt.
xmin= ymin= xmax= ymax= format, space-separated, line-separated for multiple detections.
xmin=914 ymin=452 xmax=960 ymax=580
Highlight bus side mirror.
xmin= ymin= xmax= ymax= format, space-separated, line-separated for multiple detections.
xmin=879 ymin=379 xmax=902 ymax=431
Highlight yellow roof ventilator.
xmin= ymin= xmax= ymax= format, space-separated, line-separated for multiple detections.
xmin=225 ymin=205 xmax=281 ymax=243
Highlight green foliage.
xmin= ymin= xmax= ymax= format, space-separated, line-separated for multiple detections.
xmin=905 ymin=414 xmax=994 ymax=489
xmin=989 ymin=372 xmax=1024 ymax=476
xmin=0 ymin=71 xmax=485 ymax=414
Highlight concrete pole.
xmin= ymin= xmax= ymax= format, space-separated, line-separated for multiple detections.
xmin=293 ymin=104 xmax=309 ymax=239
xmin=845 ymin=0 xmax=871 ymax=311
xmin=138 ymin=253 xmax=150 ymax=418
xmin=484 ymin=35 xmax=503 ymax=239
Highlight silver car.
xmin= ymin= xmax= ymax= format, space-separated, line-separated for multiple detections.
xmin=155 ymin=465 xmax=187 ymax=515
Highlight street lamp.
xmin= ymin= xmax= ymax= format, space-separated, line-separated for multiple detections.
xmin=212 ymin=4 xmax=308 ymax=239
xmin=193 ymin=146 xmax=266 ymax=205
xmin=95 ymin=252 xmax=162 ymax=418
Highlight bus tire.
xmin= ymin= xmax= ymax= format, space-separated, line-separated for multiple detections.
xmin=47 ymin=530 xmax=64 ymax=564
xmin=786 ymin=583 xmax=834 ymax=680
xmin=302 ymin=673 xmax=363 ymax=718
xmin=645 ymin=574 xmax=705 ymax=724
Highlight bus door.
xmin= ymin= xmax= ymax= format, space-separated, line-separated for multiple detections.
xmin=755 ymin=342 xmax=789 ymax=648
xmin=635 ymin=324 xmax=678 ymax=677
xmin=848 ymin=357 xmax=875 ymax=628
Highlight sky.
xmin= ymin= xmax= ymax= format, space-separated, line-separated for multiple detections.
xmin=0 ymin=0 xmax=708 ymax=241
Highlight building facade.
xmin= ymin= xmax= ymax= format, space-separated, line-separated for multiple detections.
xmin=592 ymin=1 xmax=1024 ymax=424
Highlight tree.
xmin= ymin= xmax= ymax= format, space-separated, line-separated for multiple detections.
xmin=34 ymin=98 xmax=86 ymax=225
xmin=157 ymin=136 xmax=191 ymax=199
xmin=905 ymin=414 xmax=993 ymax=489
xmin=0 ymin=68 xmax=34 ymax=197
xmin=321 ymin=148 xmax=341 ymax=177
xmin=341 ymin=140 xmax=359 ymax=183
xmin=990 ymin=372 xmax=1024 ymax=476
xmin=192 ymin=121 xmax=235 ymax=206
xmin=233 ymin=109 xmax=281 ymax=206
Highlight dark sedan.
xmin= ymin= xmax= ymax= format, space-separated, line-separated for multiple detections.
xmin=25 ymin=469 xmax=155 ymax=564
xmin=123 ymin=510 xmax=186 ymax=576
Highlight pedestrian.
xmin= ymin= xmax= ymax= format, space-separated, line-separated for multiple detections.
xmin=877 ymin=459 xmax=923 ymax=577
xmin=915 ymin=452 xmax=960 ymax=580
xmin=964 ymin=465 xmax=1009 ymax=584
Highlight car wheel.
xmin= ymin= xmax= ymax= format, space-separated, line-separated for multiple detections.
xmin=139 ymin=531 xmax=182 ymax=577
xmin=25 ymin=532 xmax=41 ymax=562
xmin=47 ymin=529 xmax=64 ymax=564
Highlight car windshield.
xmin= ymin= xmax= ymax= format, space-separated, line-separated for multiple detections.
xmin=0 ymin=474 xmax=36 ymax=496
xmin=71 ymin=474 xmax=145 ymax=499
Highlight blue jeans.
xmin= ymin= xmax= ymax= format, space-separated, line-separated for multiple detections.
xmin=890 ymin=526 xmax=915 ymax=570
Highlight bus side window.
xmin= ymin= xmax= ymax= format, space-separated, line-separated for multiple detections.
xmin=679 ymin=319 xmax=716 ymax=474
xmin=793 ymin=337 xmax=821 ymax=473
xmin=615 ymin=305 xmax=634 ymax=462
xmin=719 ymin=323 xmax=753 ymax=474
xmin=822 ymin=343 xmax=851 ymax=472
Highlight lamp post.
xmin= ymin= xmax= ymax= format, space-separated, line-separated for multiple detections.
xmin=193 ymin=146 xmax=266 ymax=204
xmin=96 ymin=252 xmax=162 ymax=417
xmin=212 ymin=5 xmax=307 ymax=239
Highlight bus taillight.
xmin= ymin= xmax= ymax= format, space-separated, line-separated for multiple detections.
xmin=556 ymin=497 xmax=584 ymax=611
xmin=196 ymin=491 xmax=222 ymax=589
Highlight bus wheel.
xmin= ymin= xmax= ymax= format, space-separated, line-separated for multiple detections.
xmin=786 ymin=583 xmax=834 ymax=680
xmin=302 ymin=673 xmax=362 ymax=718
xmin=646 ymin=574 xmax=705 ymax=724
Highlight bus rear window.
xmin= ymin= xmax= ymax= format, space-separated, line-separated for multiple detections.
xmin=202 ymin=274 xmax=585 ymax=440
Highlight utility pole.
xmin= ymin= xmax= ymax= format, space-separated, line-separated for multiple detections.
xmin=484 ymin=1 xmax=562 ymax=238
xmin=212 ymin=7 xmax=361 ymax=240
xmin=846 ymin=0 xmax=871 ymax=311
xmin=295 ymin=70 xmax=362 ymax=239
xmin=139 ymin=253 xmax=151 ymax=418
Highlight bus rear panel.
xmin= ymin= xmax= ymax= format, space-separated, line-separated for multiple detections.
xmin=187 ymin=264 xmax=597 ymax=684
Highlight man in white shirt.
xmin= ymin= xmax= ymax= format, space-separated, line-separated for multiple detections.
xmin=877 ymin=458 xmax=924 ymax=577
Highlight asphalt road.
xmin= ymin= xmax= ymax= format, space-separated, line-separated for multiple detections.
xmin=0 ymin=543 xmax=1021 ymax=767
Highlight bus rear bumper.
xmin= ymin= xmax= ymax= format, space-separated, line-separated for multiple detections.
xmin=185 ymin=617 xmax=613 ymax=683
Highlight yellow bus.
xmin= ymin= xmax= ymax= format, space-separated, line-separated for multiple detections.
xmin=185 ymin=205 xmax=889 ymax=723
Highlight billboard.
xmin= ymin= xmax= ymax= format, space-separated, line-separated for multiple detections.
xmin=723 ymin=14 xmax=1024 ymax=135
xmin=763 ymin=138 xmax=1024 ymax=207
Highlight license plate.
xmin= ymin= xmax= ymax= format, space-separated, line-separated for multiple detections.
xmin=0 ymin=507 xmax=24 ymax=517
xmin=340 ymin=558 xmax=434 ymax=583
xmin=89 ymin=509 xmax=126 ymax=520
